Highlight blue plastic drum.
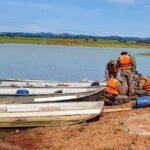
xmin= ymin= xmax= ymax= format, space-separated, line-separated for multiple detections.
xmin=136 ymin=96 xmax=150 ymax=108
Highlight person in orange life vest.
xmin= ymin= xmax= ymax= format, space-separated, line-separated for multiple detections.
xmin=117 ymin=51 xmax=134 ymax=96
xmin=105 ymin=59 xmax=118 ymax=80
xmin=104 ymin=77 xmax=129 ymax=105
xmin=134 ymin=74 xmax=150 ymax=96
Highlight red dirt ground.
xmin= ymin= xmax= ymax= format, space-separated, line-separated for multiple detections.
xmin=0 ymin=102 xmax=149 ymax=150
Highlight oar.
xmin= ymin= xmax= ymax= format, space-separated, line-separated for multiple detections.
xmin=103 ymin=107 xmax=132 ymax=113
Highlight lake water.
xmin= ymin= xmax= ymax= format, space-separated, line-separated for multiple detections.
xmin=0 ymin=43 xmax=149 ymax=81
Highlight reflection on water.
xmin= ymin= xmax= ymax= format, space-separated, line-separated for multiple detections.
xmin=0 ymin=43 xmax=149 ymax=81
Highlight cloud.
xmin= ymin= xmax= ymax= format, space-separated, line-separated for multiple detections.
xmin=109 ymin=0 xmax=135 ymax=4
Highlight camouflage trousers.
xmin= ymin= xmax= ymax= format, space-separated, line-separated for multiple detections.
xmin=121 ymin=69 xmax=133 ymax=95
xmin=104 ymin=93 xmax=129 ymax=105
xmin=135 ymin=90 xmax=150 ymax=96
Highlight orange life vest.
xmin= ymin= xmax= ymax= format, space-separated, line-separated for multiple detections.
xmin=139 ymin=76 xmax=150 ymax=91
xmin=108 ymin=64 xmax=118 ymax=74
xmin=105 ymin=78 xmax=119 ymax=95
xmin=119 ymin=55 xmax=132 ymax=70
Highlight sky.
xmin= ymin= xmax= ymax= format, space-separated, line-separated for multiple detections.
xmin=0 ymin=0 xmax=150 ymax=37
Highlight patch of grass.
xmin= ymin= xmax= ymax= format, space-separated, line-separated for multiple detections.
xmin=138 ymin=52 xmax=150 ymax=56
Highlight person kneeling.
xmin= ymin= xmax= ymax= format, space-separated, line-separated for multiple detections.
xmin=104 ymin=77 xmax=129 ymax=105
xmin=135 ymin=75 xmax=150 ymax=96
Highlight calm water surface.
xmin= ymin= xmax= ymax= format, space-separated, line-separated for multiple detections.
xmin=0 ymin=43 xmax=149 ymax=81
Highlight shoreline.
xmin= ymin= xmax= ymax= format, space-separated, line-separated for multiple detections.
xmin=1 ymin=36 xmax=150 ymax=49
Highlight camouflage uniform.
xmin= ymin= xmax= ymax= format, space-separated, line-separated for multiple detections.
xmin=105 ymin=80 xmax=129 ymax=105
xmin=120 ymin=69 xmax=134 ymax=95
xmin=135 ymin=77 xmax=150 ymax=96
xmin=117 ymin=53 xmax=134 ymax=95
xmin=130 ymin=55 xmax=136 ymax=73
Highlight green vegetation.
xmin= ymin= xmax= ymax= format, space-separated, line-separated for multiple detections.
xmin=1 ymin=36 xmax=150 ymax=48
xmin=138 ymin=52 xmax=150 ymax=56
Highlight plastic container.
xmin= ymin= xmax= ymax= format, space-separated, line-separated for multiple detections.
xmin=136 ymin=96 xmax=150 ymax=108
xmin=16 ymin=89 xmax=29 ymax=95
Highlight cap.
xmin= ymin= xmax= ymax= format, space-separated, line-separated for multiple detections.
xmin=121 ymin=51 xmax=128 ymax=55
